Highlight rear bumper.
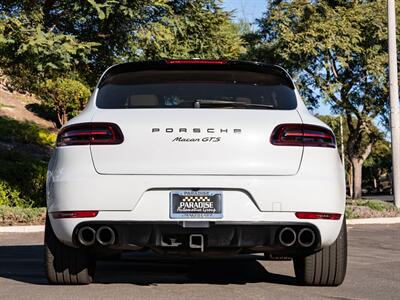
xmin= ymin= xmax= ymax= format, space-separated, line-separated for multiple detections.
xmin=72 ymin=221 xmax=321 ymax=256
xmin=50 ymin=211 xmax=342 ymax=249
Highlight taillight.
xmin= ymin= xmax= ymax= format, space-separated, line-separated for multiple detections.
xmin=165 ymin=59 xmax=227 ymax=65
xmin=295 ymin=212 xmax=341 ymax=220
xmin=270 ymin=124 xmax=336 ymax=148
xmin=52 ymin=211 xmax=99 ymax=219
xmin=57 ymin=123 xmax=124 ymax=147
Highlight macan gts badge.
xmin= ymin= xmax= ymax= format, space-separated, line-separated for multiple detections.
xmin=153 ymin=127 xmax=241 ymax=143
xmin=45 ymin=60 xmax=347 ymax=285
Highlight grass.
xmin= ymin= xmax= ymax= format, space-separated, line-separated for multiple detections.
xmin=0 ymin=103 xmax=15 ymax=109
xmin=0 ymin=116 xmax=56 ymax=147
xmin=345 ymin=199 xmax=400 ymax=219
xmin=347 ymin=199 xmax=393 ymax=211
xmin=0 ymin=205 xmax=46 ymax=225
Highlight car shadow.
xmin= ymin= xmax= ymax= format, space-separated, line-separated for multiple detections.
xmin=0 ymin=245 xmax=297 ymax=286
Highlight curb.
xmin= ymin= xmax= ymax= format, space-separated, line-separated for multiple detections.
xmin=347 ymin=217 xmax=400 ymax=225
xmin=0 ymin=225 xmax=44 ymax=233
xmin=1 ymin=217 xmax=400 ymax=233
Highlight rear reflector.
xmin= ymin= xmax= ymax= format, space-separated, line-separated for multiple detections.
xmin=295 ymin=212 xmax=341 ymax=220
xmin=52 ymin=211 xmax=99 ymax=219
xmin=57 ymin=123 xmax=124 ymax=146
xmin=271 ymin=124 xmax=336 ymax=148
xmin=165 ymin=59 xmax=227 ymax=65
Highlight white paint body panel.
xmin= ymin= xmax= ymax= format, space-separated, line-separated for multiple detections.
xmin=47 ymin=79 xmax=346 ymax=249
xmin=90 ymin=109 xmax=303 ymax=175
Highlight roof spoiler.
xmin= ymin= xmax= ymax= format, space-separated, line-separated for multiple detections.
xmin=97 ymin=60 xmax=295 ymax=89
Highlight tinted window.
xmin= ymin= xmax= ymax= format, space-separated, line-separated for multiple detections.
xmin=96 ymin=70 xmax=297 ymax=110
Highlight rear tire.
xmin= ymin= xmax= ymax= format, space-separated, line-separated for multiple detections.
xmin=44 ymin=215 xmax=95 ymax=285
xmin=293 ymin=219 xmax=347 ymax=286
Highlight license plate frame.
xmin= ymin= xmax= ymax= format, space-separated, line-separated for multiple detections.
xmin=169 ymin=190 xmax=223 ymax=219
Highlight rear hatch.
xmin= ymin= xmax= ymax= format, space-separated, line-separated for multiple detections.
xmin=90 ymin=60 xmax=303 ymax=175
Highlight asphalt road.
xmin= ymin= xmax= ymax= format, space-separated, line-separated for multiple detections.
xmin=0 ymin=224 xmax=399 ymax=300
xmin=363 ymin=195 xmax=394 ymax=202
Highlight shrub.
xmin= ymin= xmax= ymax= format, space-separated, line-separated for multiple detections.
xmin=0 ymin=151 xmax=48 ymax=207
xmin=0 ymin=116 xmax=53 ymax=208
xmin=38 ymin=78 xmax=90 ymax=126
xmin=363 ymin=200 xmax=391 ymax=211
xmin=0 ymin=180 xmax=32 ymax=207
xmin=0 ymin=116 xmax=56 ymax=147
xmin=345 ymin=206 xmax=357 ymax=219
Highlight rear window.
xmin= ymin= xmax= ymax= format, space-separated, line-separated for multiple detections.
xmin=96 ymin=70 xmax=297 ymax=110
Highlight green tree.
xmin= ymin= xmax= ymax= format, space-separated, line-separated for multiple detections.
xmin=248 ymin=0 xmax=399 ymax=199
xmin=134 ymin=1 xmax=246 ymax=60
xmin=38 ymin=78 xmax=90 ymax=126
xmin=318 ymin=114 xmax=388 ymax=198
xmin=0 ymin=5 xmax=97 ymax=92
xmin=0 ymin=0 xmax=245 ymax=89
xmin=363 ymin=139 xmax=392 ymax=194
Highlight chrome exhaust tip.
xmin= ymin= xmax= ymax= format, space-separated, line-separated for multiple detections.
xmin=77 ymin=226 xmax=96 ymax=246
xmin=298 ymin=228 xmax=316 ymax=247
xmin=278 ymin=227 xmax=297 ymax=247
xmin=96 ymin=226 xmax=116 ymax=246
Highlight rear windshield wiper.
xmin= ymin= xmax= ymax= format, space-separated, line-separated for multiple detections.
xmin=193 ymin=100 xmax=275 ymax=109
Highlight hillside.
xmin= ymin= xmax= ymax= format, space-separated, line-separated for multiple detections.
xmin=0 ymin=84 xmax=56 ymax=209
xmin=0 ymin=86 xmax=56 ymax=129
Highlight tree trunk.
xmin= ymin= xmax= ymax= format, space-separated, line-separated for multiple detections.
xmin=352 ymin=158 xmax=363 ymax=199
xmin=377 ymin=177 xmax=381 ymax=193
xmin=348 ymin=164 xmax=353 ymax=198
xmin=62 ymin=113 xmax=67 ymax=125
xmin=348 ymin=141 xmax=373 ymax=199
xmin=57 ymin=112 xmax=63 ymax=127
xmin=57 ymin=108 xmax=68 ymax=126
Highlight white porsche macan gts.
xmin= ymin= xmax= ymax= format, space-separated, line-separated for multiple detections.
xmin=45 ymin=60 xmax=347 ymax=285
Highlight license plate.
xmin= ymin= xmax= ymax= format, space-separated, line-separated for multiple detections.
xmin=169 ymin=190 xmax=223 ymax=219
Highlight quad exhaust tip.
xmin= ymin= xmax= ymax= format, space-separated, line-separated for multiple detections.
xmin=278 ymin=227 xmax=297 ymax=247
xmin=298 ymin=228 xmax=316 ymax=247
xmin=96 ymin=226 xmax=116 ymax=246
xmin=77 ymin=226 xmax=96 ymax=246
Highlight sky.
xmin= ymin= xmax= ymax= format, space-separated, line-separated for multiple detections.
xmin=221 ymin=0 xmax=266 ymax=28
